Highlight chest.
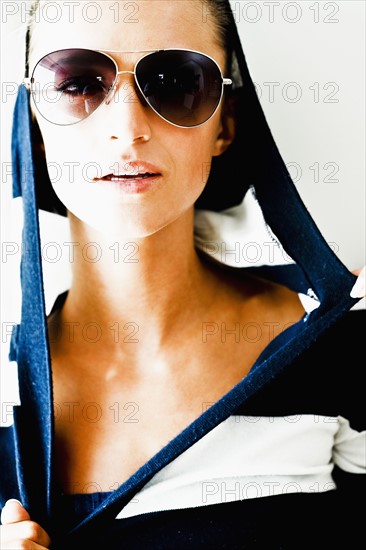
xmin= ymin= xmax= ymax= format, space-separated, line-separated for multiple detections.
xmin=52 ymin=335 xmax=268 ymax=494
xmin=51 ymin=301 xmax=305 ymax=495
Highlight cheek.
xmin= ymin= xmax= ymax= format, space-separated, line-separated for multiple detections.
xmin=38 ymin=123 xmax=103 ymax=187
xmin=174 ymin=124 xmax=220 ymax=196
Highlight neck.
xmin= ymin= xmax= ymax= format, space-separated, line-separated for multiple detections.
xmin=56 ymin=209 xmax=217 ymax=354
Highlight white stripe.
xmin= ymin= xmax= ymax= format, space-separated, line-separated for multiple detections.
xmin=333 ymin=416 xmax=366 ymax=473
xmin=116 ymin=414 xmax=364 ymax=519
xmin=116 ymin=473 xmax=337 ymax=518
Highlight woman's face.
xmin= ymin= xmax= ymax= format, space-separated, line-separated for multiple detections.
xmin=29 ymin=0 xmax=233 ymax=237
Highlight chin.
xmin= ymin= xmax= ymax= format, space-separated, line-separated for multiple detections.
xmin=67 ymin=204 xmax=176 ymax=240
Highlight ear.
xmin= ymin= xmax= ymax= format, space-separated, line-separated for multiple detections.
xmin=212 ymin=96 xmax=237 ymax=157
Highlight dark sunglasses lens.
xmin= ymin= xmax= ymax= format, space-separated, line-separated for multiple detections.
xmin=32 ymin=49 xmax=116 ymax=125
xmin=136 ymin=50 xmax=223 ymax=127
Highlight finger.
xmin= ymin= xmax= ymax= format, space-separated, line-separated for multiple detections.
xmin=0 ymin=521 xmax=51 ymax=548
xmin=22 ymin=521 xmax=52 ymax=548
xmin=350 ymin=265 xmax=366 ymax=298
xmin=1 ymin=499 xmax=30 ymax=524
xmin=1 ymin=539 xmax=49 ymax=550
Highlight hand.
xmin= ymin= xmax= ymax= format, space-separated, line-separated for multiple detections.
xmin=0 ymin=499 xmax=51 ymax=549
xmin=351 ymin=266 xmax=366 ymax=298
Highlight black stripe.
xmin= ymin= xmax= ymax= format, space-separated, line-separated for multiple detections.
xmin=233 ymin=310 xmax=365 ymax=431
xmin=56 ymin=488 xmax=365 ymax=549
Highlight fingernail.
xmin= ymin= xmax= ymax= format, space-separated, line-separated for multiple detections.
xmin=4 ymin=499 xmax=23 ymax=507
xmin=350 ymin=267 xmax=365 ymax=298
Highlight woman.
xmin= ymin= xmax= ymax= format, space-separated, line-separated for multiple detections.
xmin=1 ymin=1 xmax=364 ymax=548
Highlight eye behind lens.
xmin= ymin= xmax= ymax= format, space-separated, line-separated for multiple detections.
xmin=32 ymin=48 xmax=117 ymax=125
xmin=135 ymin=49 xmax=223 ymax=127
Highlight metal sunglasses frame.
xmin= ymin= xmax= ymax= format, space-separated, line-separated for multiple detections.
xmin=23 ymin=47 xmax=233 ymax=129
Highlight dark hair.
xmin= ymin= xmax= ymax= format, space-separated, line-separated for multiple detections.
xmin=25 ymin=0 xmax=252 ymax=216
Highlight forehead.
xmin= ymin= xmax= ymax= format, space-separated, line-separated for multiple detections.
xmin=29 ymin=0 xmax=224 ymax=69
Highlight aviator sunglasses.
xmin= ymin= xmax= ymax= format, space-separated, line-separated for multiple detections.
xmin=24 ymin=48 xmax=232 ymax=128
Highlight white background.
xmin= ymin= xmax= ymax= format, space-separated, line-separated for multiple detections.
xmin=1 ymin=1 xmax=365 ymax=402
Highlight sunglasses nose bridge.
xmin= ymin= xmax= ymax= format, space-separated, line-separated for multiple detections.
xmin=114 ymin=70 xmax=137 ymax=86
xmin=105 ymin=70 xmax=138 ymax=105
xmin=116 ymin=70 xmax=136 ymax=76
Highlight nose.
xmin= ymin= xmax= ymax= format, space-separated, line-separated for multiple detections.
xmin=103 ymin=73 xmax=152 ymax=143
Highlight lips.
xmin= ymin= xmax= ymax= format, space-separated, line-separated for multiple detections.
xmin=94 ymin=160 xmax=163 ymax=182
xmin=101 ymin=173 xmax=157 ymax=182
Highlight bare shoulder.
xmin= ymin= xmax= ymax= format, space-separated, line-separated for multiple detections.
xmin=243 ymin=271 xmax=306 ymax=318
xmin=200 ymin=254 xmax=306 ymax=324
xmin=194 ymin=255 xmax=307 ymax=382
